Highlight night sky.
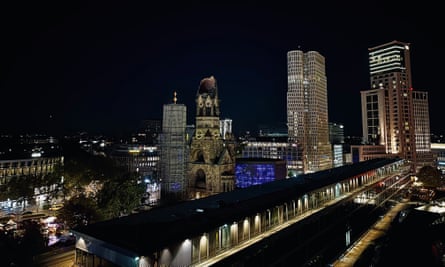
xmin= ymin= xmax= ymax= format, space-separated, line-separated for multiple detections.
xmin=1 ymin=2 xmax=442 ymax=137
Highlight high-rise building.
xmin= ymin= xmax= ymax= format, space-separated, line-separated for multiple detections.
xmin=159 ymin=92 xmax=188 ymax=202
xmin=287 ymin=50 xmax=332 ymax=173
xmin=219 ymin=118 xmax=233 ymax=140
xmin=368 ymin=40 xmax=415 ymax=163
xmin=329 ymin=122 xmax=345 ymax=145
xmin=360 ymin=88 xmax=387 ymax=145
xmin=187 ymin=76 xmax=236 ymax=199
xmin=412 ymin=91 xmax=434 ymax=167
xmin=328 ymin=122 xmax=345 ymax=168
xmin=361 ymin=40 xmax=433 ymax=170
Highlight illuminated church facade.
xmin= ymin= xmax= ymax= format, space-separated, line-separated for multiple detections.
xmin=187 ymin=76 xmax=236 ymax=199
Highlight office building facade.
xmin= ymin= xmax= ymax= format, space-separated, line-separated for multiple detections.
xmin=329 ymin=122 xmax=345 ymax=167
xmin=412 ymin=91 xmax=434 ymax=167
xmin=287 ymin=50 xmax=332 ymax=173
xmin=361 ymin=88 xmax=387 ymax=146
xmin=361 ymin=40 xmax=433 ymax=170
xmin=239 ymin=137 xmax=303 ymax=177
xmin=110 ymin=144 xmax=160 ymax=205
xmin=0 ymin=156 xmax=63 ymax=210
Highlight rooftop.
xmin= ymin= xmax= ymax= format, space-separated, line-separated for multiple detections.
xmin=73 ymin=158 xmax=401 ymax=255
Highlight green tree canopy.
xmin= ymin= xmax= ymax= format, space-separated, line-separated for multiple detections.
xmin=3 ymin=175 xmax=36 ymax=209
xmin=58 ymin=139 xmax=146 ymax=222
xmin=97 ymin=174 xmax=146 ymax=219
xmin=417 ymin=165 xmax=442 ymax=188
xmin=57 ymin=194 xmax=103 ymax=229
xmin=58 ymin=141 xmax=124 ymax=198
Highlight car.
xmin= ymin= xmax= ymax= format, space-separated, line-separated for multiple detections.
xmin=21 ymin=211 xmax=33 ymax=215
xmin=49 ymin=204 xmax=64 ymax=211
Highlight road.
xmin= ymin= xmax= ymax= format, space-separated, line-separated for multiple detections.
xmin=33 ymin=246 xmax=75 ymax=267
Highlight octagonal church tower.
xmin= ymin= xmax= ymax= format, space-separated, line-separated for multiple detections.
xmin=187 ymin=76 xmax=236 ymax=199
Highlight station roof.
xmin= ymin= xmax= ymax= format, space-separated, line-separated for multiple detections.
xmin=73 ymin=157 xmax=401 ymax=255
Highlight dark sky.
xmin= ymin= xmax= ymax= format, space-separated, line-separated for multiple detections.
xmin=1 ymin=1 xmax=442 ymax=137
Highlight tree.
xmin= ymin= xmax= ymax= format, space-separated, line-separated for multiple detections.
xmin=60 ymin=144 xmax=122 ymax=198
xmin=417 ymin=165 xmax=442 ymax=188
xmin=0 ymin=184 xmax=8 ymax=202
xmin=56 ymin=139 xmax=146 ymax=222
xmin=6 ymin=175 xmax=36 ymax=211
xmin=57 ymin=194 xmax=103 ymax=229
xmin=97 ymin=174 xmax=146 ymax=219
xmin=17 ymin=220 xmax=47 ymax=266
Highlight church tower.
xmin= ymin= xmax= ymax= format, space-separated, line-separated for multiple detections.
xmin=187 ymin=76 xmax=236 ymax=199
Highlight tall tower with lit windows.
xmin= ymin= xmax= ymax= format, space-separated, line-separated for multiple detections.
xmin=412 ymin=90 xmax=434 ymax=168
xmin=287 ymin=50 xmax=332 ymax=173
xmin=361 ymin=40 xmax=432 ymax=170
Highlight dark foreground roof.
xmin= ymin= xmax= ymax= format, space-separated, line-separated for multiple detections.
xmin=73 ymin=157 xmax=401 ymax=255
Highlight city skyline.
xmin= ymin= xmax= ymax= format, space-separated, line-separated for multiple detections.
xmin=1 ymin=2 xmax=442 ymax=137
